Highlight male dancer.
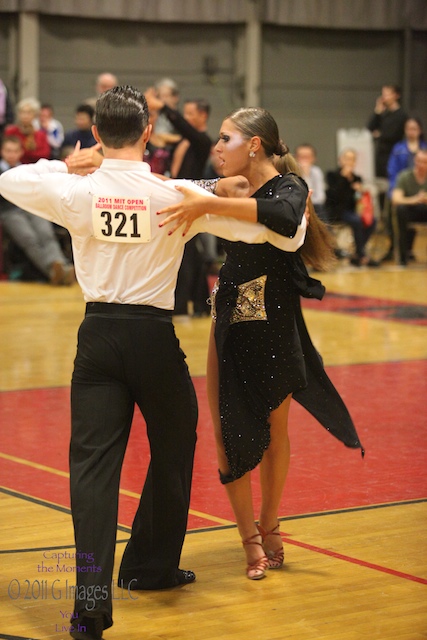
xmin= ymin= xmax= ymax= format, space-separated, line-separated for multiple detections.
xmin=0 ymin=85 xmax=307 ymax=639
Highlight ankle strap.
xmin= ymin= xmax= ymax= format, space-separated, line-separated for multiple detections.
xmin=257 ymin=523 xmax=281 ymax=539
xmin=242 ymin=532 xmax=263 ymax=547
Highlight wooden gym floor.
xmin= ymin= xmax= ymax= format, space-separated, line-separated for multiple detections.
xmin=0 ymin=258 xmax=426 ymax=640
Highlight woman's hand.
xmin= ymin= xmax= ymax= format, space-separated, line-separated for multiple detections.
xmin=65 ymin=142 xmax=103 ymax=175
xmin=157 ymin=186 xmax=210 ymax=236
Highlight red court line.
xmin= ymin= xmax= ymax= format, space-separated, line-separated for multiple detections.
xmin=280 ymin=533 xmax=427 ymax=585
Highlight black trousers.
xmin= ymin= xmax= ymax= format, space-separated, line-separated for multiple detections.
xmin=70 ymin=303 xmax=198 ymax=628
xmin=396 ymin=204 xmax=427 ymax=264
xmin=174 ymin=236 xmax=210 ymax=315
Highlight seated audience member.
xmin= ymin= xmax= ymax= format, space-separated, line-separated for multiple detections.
xmin=387 ymin=117 xmax=427 ymax=196
xmin=35 ymin=103 xmax=64 ymax=159
xmin=85 ymin=72 xmax=119 ymax=110
xmin=5 ymin=98 xmax=50 ymax=164
xmin=326 ymin=148 xmax=377 ymax=267
xmin=62 ymin=104 xmax=96 ymax=150
xmin=0 ymin=136 xmax=75 ymax=284
xmin=295 ymin=143 xmax=328 ymax=221
xmin=391 ymin=149 xmax=427 ymax=265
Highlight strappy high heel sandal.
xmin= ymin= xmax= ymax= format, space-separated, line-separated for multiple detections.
xmin=242 ymin=533 xmax=269 ymax=580
xmin=257 ymin=523 xmax=284 ymax=570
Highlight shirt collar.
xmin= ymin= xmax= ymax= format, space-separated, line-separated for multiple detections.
xmin=100 ymin=159 xmax=151 ymax=172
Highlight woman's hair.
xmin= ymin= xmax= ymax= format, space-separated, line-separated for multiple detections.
xmin=226 ymin=107 xmax=288 ymax=158
xmin=17 ymin=97 xmax=40 ymax=114
xmin=405 ymin=116 xmax=425 ymax=141
xmin=274 ymin=153 xmax=336 ymax=272
xmin=227 ymin=106 xmax=335 ymax=271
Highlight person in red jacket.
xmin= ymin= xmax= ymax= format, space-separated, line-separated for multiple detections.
xmin=5 ymin=97 xmax=50 ymax=164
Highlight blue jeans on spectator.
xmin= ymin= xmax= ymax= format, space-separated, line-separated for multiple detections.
xmin=342 ymin=209 xmax=376 ymax=259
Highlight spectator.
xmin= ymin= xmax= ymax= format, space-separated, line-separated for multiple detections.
xmin=85 ymin=72 xmax=119 ymax=109
xmin=167 ymin=99 xmax=212 ymax=180
xmin=147 ymin=89 xmax=213 ymax=316
xmin=294 ymin=143 xmax=327 ymax=221
xmin=367 ymin=84 xmax=407 ymax=179
xmin=0 ymin=78 xmax=14 ymax=138
xmin=326 ymin=148 xmax=377 ymax=267
xmin=5 ymin=98 xmax=50 ymax=164
xmin=387 ymin=117 xmax=427 ymax=195
xmin=153 ymin=77 xmax=181 ymax=145
xmin=0 ymin=135 xmax=74 ymax=284
xmin=62 ymin=104 xmax=97 ymax=150
xmin=35 ymin=103 xmax=64 ymax=159
xmin=143 ymin=108 xmax=172 ymax=176
xmin=391 ymin=149 xmax=427 ymax=265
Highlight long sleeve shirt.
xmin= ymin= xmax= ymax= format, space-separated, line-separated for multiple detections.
xmin=161 ymin=105 xmax=212 ymax=179
xmin=0 ymin=159 xmax=306 ymax=308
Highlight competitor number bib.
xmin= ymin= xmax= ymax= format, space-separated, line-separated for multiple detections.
xmin=92 ymin=195 xmax=151 ymax=243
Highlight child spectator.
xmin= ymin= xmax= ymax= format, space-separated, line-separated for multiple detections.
xmin=35 ymin=103 xmax=64 ymax=159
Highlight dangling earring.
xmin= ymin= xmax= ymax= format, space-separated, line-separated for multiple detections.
xmin=249 ymin=151 xmax=255 ymax=158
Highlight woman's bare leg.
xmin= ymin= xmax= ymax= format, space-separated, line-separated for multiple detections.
xmin=258 ymin=394 xmax=292 ymax=556
xmin=206 ymin=322 xmax=266 ymax=576
xmin=206 ymin=322 xmax=228 ymax=470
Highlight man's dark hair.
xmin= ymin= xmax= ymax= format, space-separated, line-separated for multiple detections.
xmin=184 ymin=99 xmax=211 ymax=118
xmin=76 ymin=104 xmax=95 ymax=120
xmin=383 ymin=84 xmax=401 ymax=97
xmin=295 ymin=143 xmax=317 ymax=156
xmin=95 ymin=85 xmax=149 ymax=148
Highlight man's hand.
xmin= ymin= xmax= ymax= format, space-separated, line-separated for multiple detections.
xmin=374 ymin=96 xmax=385 ymax=114
xmin=415 ymin=190 xmax=427 ymax=205
xmin=65 ymin=142 xmax=103 ymax=175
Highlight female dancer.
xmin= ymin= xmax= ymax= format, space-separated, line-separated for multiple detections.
xmin=159 ymin=107 xmax=364 ymax=581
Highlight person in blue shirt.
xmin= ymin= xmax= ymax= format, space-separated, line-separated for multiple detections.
xmin=62 ymin=104 xmax=97 ymax=151
xmin=387 ymin=116 xmax=426 ymax=196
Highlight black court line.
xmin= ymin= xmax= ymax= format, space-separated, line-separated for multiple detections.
xmin=0 ymin=486 xmax=131 ymax=536
xmin=185 ymin=497 xmax=427 ymax=534
xmin=0 ymin=635 xmax=37 ymax=640
xmin=1 ymin=486 xmax=425 ymax=553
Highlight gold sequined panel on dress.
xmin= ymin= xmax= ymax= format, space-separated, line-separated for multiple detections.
xmin=230 ymin=275 xmax=268 ymax=324
xmin=208 ymin=279 xmax=219 ymax=320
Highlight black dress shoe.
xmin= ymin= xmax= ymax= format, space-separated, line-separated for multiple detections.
xmin=119 ymin=568 xmax=196 ymax=590
xmin=70 ymin=614 xmax=104 ymax=640
xmin=366 ymin=259 xmax=380 ymax=267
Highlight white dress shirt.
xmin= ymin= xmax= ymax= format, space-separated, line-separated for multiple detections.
xmin=0 ymin=159 xmax=306 ymax=308
xmin=306 ymin=165 xmax=326 ymax=206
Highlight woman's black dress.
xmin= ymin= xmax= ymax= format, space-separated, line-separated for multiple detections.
xmin=212 ymin=173 xmax=364 ymax=484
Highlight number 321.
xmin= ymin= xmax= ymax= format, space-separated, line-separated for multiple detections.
xmin=100 ymin=210 xmax=141 ymax=238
